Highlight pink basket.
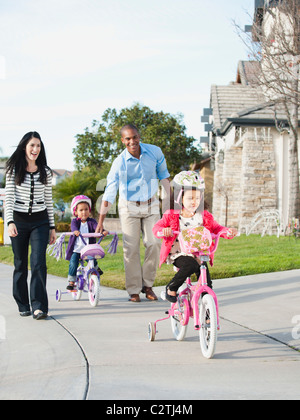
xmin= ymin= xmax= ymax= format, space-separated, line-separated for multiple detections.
xmin=178 ymin=226 xmax=212 ymax=254
xmin=80 ymin=244 xmax=105 ymax=260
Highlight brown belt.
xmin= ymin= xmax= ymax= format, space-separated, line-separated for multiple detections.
xmin=131 ymin=197 xmax=154 ymax=206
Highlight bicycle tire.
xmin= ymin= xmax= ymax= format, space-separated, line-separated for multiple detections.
xmin=71 ymin=275 xmax=83 ymax=301
xmin=171 ymin=297 xmax=189 ymax=341
xmin=56 ymin=289 xmax=62 ymax=302
xmin=88 ymin=273 xmax=100 ymax=307
xmin=199 ymin=294 xmax=217 ymax=359
xmin=148 ymin=322 xmax=156 ymax=342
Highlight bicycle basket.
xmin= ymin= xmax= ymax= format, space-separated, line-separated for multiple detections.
xmin=178 ymin=226 xmax=212 ymax=254
xmin=80 ymin=244 xmax=105 ymax=260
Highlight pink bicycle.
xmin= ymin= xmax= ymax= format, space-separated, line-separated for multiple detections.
xmin=148 ymin=229 xmax=227 ymax=359
xmin=48 ymin=232 xmax=118 ymax=307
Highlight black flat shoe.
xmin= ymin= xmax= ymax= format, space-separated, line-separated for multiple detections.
xmin=19 ymin=311 xmax=32 ymax=317
xmin=165 ymin=287 xmax=177 ymax=303
xmin=33 ymin=311 xmax=48 ymax=320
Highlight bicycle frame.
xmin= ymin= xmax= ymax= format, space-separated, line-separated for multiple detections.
xmin=75 ymin=256 xmax=99 ymax=293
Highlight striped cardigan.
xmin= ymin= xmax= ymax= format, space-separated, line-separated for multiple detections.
xmin=5 ymin=168 xmax=55 ymax=229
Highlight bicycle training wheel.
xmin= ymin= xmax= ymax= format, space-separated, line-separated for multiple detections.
xmin=88 ymin=273 xmax=100 ymax=307
xmin=56 ymin=289 xmax=62 ymax=302
xmin=148 ymin=322 xmax=156 ymax=342
xmin=170 ymin=297 xmax=189 ymax=341
xmin=199 ymin=294 xmax=217 ymax=359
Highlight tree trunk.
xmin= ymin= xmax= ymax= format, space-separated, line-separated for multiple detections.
xmin=288 ymin=70 xmax=300 ymax=220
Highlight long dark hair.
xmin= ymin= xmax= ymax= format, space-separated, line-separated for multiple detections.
xmin=6 ymin=131 xmax=52 ymax=185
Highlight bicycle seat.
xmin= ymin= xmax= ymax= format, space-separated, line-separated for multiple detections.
xmin=80 ymin=244 xmax=105 ymax=260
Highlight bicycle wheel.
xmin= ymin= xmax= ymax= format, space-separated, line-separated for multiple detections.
xmin=88 ymin=273 xmax=100 ymax=307
xmin=170 ymin=297 xmax=189 ymax=341
xmin=199 ymin=294 xmax=217 ymax=359
xmin=72 ymin=276 xmax=84 ymax=301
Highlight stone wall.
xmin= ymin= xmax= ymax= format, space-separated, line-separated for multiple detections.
xmin=103 ymin=218 xmax=122 ymax=234
xmin=212 ymin=128 xmax=277 ymax=233
xmin=239 ymin=130 xmax=277 ymax=231
xmin=212 ymin=145 xmax=242 ymax=228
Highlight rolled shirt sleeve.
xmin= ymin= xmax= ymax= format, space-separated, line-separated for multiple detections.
xmin=102 ymin=158 xmax=120 ymax=205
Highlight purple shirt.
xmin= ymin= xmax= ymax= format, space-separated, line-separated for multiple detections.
xmin=66 ymin=217 xmax=98 ymax=260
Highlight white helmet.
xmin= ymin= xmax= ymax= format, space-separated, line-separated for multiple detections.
xmin=173 ymin=171 xmax=205 ymax=206
xmin=173 ymin=171 xmax=205 ymax=190
xmin=71 ymin=195 xmax=92 ymax=216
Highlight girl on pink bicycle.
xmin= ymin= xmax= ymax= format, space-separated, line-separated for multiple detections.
xmin=66 ymin=195 xmax=103 ymax=291
xmin=153 ymin=171 xmax=238 ymax=303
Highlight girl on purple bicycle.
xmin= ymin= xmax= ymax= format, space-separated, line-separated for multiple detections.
xmin=153 ymin=171 xmax=238 ymax=303
xmin=66 ymin=195 xmax=102 ymax=291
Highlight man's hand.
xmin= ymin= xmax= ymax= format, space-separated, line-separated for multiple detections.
xmin=96 ymin=223 xmax=109 ymax=236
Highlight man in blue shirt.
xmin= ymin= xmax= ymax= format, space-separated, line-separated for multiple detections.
xmin=96 ymin=124 xmax=171 ymax=302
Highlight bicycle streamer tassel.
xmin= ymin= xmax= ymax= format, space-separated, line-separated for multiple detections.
xmin=106 ymin=233 xmax=119 ymax=255
xmin=47 ymin=233 xmax=67 ymax=261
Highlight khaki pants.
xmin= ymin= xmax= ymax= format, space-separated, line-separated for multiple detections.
xmin=119 ymin=198 xmax=161 ymax=295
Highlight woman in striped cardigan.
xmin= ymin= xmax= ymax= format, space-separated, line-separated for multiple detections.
xmin=5 ymin=132 xmax=56 ymax=320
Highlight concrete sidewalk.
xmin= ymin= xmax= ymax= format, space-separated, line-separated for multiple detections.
xmin=0 ymin=262 xmax=299 ymax=400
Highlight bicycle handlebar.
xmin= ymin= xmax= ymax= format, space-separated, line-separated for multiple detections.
xmin=48 ymin=231 xmax=119 ymax=260
xmin=156 ymin=229 xmax=229 ymax=256
xmin=62 ymin=232 xmax=117 ymax=237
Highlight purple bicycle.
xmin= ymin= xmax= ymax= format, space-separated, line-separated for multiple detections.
xmin=48 ymin=232 xmax=118 ymax=307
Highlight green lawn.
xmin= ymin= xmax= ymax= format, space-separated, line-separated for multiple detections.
xmin=0 ymin=234 xmax=299 ymax=290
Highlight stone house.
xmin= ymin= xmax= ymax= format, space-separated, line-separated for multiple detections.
xmin=201 ymin=60 xmax=299 ymax=233
xmin=200 ymin=0 xmax=300 ymax=234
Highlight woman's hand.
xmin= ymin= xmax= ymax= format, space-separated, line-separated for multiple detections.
xmin=49 ymin=229 xmax=57 ymax=245
xmin=8 ymin=223 xmax=18 ymax=237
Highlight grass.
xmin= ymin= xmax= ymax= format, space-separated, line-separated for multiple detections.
xmin=0 ymin=234 xmax=299 ymax=290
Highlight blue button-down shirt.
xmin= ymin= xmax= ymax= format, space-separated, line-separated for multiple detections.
xmin=103 ymin=142 xmax=170 ymax=204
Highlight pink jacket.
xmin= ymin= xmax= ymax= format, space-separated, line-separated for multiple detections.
xmin=152 ymin=209 xmax=230 ymax=267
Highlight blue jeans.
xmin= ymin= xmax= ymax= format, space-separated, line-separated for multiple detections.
xmin=68 ymin=252 xmax=81 ymax=280
xmin=11 ymin=219 xmax=49 ymax=313
xmin=68 ymin=253 xmax=98 ymax=282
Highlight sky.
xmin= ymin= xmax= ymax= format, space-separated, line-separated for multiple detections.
xmin=0 ymin=0 xmax=254 ymax=171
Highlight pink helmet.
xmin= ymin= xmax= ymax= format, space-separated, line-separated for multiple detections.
xmin=71 ymin=195 xmax=92 ymax=216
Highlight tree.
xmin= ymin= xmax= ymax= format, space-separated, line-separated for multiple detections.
xmin=73 ymin=103 xmax=202 ymax=177
xmin=235 ymin=0 xmax=300 ymax=220
xmin=53 ymin=164 xmax=111 ymax=216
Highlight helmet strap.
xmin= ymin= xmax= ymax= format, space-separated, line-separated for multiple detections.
xmin=175 ymin=188 xmax=183 ymax=205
